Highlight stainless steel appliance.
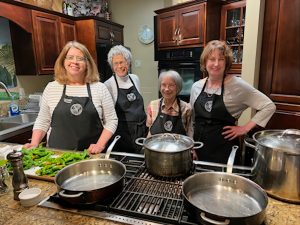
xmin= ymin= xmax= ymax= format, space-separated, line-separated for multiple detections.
xmin=156 ymin=47 xmax=203 ymax=102
xmin=39 ymin=152 xmax=256 ymax=225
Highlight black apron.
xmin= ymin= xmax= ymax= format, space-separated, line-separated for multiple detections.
xmin=193 ymin=78 xmax=239 ymax=164
xmin=48 ymin=84 xmax=103 ymax=151
xmin=113 ymin=75 xmax=147 ymax=153
xmin=150 ymin=98 xmax=186 ymax=135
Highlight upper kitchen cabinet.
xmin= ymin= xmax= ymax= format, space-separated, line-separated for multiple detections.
xmin=31 ymin=10 xmax=61 ymax=75
xmin=75 ymin=18 xmax=124 ymax=61
xmin=220 ymin=0 xmax=246 ymax=74
xmin=32 ymin=11 xmax=77 ymax=74
xmin=0 ymin=0 xmax=76 ymax=75
xmin=155 ymin=0 xmax=221 ymax=50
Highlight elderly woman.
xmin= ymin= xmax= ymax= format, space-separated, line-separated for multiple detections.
xmin=105 ymin=45 xmax=147 ymax=153
xmin=190 ymin=40 xmax=276 ymax=163
xmin=146 ymin=70 xmax=191 ymax=136
xmin=24 ymin=41 xmax=118 ymax=154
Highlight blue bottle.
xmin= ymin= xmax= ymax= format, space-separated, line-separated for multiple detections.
xmin=9 ymin=96 xmax=20 ymax=116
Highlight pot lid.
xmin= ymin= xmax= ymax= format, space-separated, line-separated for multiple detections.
xmin=145 ymin=133 xmax=193 ymax=152
xmin=255 ymin=129 xmax=300 ymax=154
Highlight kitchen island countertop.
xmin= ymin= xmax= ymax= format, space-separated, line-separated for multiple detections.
xmin=0 ymin=143 xmax=299 ymax=225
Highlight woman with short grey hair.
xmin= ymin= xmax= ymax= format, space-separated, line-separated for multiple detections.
xmin=146 ymin=69 xmax=191 ymax=136
xmin=107 ymin=45 xmax=132 ymax=68
xmin=105 ymin=45 xmax=147 ymax=154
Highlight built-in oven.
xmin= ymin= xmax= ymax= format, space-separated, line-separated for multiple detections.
xmin=156 ymin=47 xmax=203 ymax=102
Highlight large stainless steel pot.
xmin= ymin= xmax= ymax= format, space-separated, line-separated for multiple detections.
xmin=182 ymin=172 xmax=268 ymax=225
xmin=54 ymin=136 xmax=125 ymax=205
xmin=245 ymin=129 xmax=300 ymax=203
xmin=136 ymin=133 xmax=203 ymax=177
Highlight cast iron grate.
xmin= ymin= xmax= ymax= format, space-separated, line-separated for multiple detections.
xmin=39 ymin=153 xmax=253 ymax=225
xmin=110 ymin=167 xmax=190 ymax=224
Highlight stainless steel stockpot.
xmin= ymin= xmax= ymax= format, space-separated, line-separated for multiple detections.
xmin=136 ymin=133 xmax=203 ymax=177
xmin=245 ymin=129 xmax=300 ymax=203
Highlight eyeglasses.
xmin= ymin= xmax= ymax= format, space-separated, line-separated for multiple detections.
xmin=112 ymin=61 xmax=127 ymax=67
xmin=161 ymin=83 xmax=176 ymax=89
xmin=65 ymin=55 xmax=86 ymax=62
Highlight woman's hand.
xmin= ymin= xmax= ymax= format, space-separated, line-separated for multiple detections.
xmin=23 ymin=143 xmax=39 ymax=149
xmin=222 ymin=125 xmax=248 ymax=140
xmin=88 ymin=144 xmax=105 ymax=154
xmin=223 ymin=121 xmax=257 ymax=140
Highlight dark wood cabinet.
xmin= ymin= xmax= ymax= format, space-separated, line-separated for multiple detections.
xmin=0 ymin=0 xmax=77 ymax=75
xmin=220 ymin=0 xmax=246 ymax=74
xmin=76 ymin=18 xmax=124 ymax=62
xmin=60 ymin=17 xmax=77 ymax=48
xmin=95 ymin=20 xmax=123 ymax=45
xmin=32 ymin=11 xmax=77 ymax=75
xmin=32 ymin=10 xmax=61 ymax=75
xmin=155 ymin=1 xmax=221 ymax=50
xmin=259 ymin=0 xmax=300 ymax=129
xmin=3 ymin=130 xmax=32 ymax=145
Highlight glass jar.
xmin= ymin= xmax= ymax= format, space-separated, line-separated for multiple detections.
xmin=0 ymin=165 xmax=11 ymax=195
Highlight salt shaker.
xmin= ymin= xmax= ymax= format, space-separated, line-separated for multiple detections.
xmin=7 ymin=150 xmax=28 ymax=200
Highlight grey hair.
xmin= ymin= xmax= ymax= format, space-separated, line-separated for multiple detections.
xmin=158 ymin=70 xmax=183 ymax=95
xmin=107 ymin=45 xmax=132 ymax=68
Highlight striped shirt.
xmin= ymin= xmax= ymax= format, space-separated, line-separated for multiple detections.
xmin=33 ymin=81 xmax=118 ymax=135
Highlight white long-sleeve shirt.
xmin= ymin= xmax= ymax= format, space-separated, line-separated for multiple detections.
xmin=33 ymin=81 xmax=118 ymax=135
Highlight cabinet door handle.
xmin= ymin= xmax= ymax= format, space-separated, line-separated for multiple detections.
xmin=173 ymin=28 xmax=178 ymax=41
xmin=177 ymin=27 xmax=181 ymax=42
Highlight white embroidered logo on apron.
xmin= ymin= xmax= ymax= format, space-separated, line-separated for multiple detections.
xmin=205 ymin=100 xmax=213 ymax=112
xmin=164 ymin=120 xmax=173 ymax=131
xmin=127 ymin=93 xmax=136 ymax=102
xmin=70 ymin=103 xmax=83 ymax=116
xmin=64 ymin=98 xmax=72 ymax=104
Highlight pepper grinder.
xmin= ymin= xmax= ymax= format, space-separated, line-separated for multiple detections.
xmin=7 ymin=150 xmax=28 ymax=200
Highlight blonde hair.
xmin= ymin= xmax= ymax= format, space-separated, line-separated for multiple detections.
xmin=54 ymin=41 xmax=100 ymax=84
xmin=200 ymin=40 xmax=233 ymax=77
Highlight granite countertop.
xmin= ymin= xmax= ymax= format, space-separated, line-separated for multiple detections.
xmin=0 ymin=143 xmax=299 ymax=225
xmin=1 ymin=176 xmax=299 ymax=225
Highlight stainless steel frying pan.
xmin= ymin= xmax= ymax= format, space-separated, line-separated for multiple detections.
xmin=182 ymin=146 xmax=268 ymax=225
xmin=55 ymin=136 xmax=125 ymax=205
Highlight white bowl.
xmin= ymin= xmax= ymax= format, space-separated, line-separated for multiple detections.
xmin=19 ymin=188 xmax=42 ymax=207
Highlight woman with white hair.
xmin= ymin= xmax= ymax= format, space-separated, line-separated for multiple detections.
xmin=146 ymin=70 xmax=191 ymax=136
xmin=105 ymin=45 xmax=147 ymax=153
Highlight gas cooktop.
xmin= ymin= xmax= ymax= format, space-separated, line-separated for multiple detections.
xmin=39 ymin=152 xmax=253 ymax=225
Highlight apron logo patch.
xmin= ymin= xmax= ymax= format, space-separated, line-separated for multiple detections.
xmin=70 ymin=103 xmax=83 ymax=116
xmin=164 ymin=121 xmax=173 ymax=132
xmin=64 ymin=98 xmax=72 ymax=104
xmin=205 ymin=100 xmax=213 ymax=112
xmin=127 ymin=93 xmax=136 ymax=102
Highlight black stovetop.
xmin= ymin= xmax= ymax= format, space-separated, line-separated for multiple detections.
xmin=39 ymin=152 xmax=253 ymax=225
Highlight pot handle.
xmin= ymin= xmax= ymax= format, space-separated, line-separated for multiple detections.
xmin=193 ymin=141 xmax=204 ymax=149
xmin=280 ymin=129 xmax=300 ymax=137
xmin=135 ymin=137 xmax=146 ymax=146
xmin=59 ymin=190 xmax=83 ymax=198
xmin=244 ymin=136 xmax=256 ymax=149
xmin=105 ymin=135 xmax=121 ymax=159
xmin=200 ymin=212 xmax=230 ymax=225
xmin=226 ymin=145 xmax=238 ymax=174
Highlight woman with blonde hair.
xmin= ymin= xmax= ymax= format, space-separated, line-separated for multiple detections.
xmin=24 ymin=41 xmax=118 ymax=154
